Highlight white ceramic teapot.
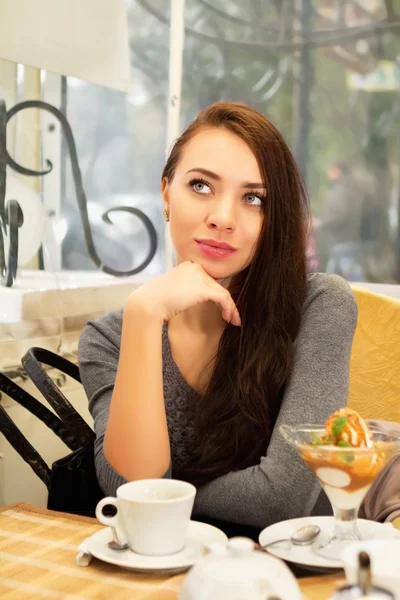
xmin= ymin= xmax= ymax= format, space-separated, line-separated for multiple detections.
xmin=179 ymin=536 xmax=303 ymax=600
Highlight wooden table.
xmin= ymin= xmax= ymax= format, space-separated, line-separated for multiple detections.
xmin=0 ymin=502 xmax=358 ymax=599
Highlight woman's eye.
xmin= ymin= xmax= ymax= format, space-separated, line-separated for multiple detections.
xmin=191 ymin=180 xmax=211 ymax=194
xmin=244 ymin=194 xmax=263 ymax=206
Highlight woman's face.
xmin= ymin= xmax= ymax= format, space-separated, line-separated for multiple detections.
xmin=162 ymin=128 xmax=265 ymax=281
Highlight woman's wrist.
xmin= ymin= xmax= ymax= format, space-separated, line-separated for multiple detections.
xmin=124 ymin=292 xmax=166 ymax=325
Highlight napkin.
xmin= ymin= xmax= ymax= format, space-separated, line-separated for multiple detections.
xmin=76 ymin=539 xmax=93 ymax=566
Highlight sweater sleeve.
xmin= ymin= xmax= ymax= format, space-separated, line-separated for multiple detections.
xmin=192 ymin=273 xmax=358 ymax=529
xmin=78 ymin=309 xmax=171 ymax=496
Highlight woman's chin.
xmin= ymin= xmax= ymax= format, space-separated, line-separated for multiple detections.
xmin=177 ymin=253 xmax=236 ymax=282
xmin=196 ymin=262 xmax=232 ymax=281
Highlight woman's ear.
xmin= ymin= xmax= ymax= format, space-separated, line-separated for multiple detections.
xmin=161 ymin=176 xmax=169 ymax=201
xmin=161 ymin=177 xmax=170 ymax=222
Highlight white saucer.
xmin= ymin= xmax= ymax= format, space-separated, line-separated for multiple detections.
xmin=259 ymin=516 xmax=400 ymax=571
xmin=84 ymin=521 xmax=228 ymax=574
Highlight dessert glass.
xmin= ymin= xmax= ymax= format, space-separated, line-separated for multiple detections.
xmin=280 ymin=423 xmax=400 ymax=561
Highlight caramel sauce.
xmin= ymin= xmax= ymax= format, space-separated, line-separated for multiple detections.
xmin=300 ymin=443 xmax=393 ymax=493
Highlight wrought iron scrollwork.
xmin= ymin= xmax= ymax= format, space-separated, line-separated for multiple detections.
xmin=0 ymin=99 xmax=158 ymax=287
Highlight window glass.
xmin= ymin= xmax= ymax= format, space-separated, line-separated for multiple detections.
xmin=61 ymin=0 xmax=400 ymax=283
xmin=61 ymin=0 xmax=170 ymax=276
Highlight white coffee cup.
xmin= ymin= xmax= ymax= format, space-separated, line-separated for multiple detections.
xmin=95 ymin=478 xmax=196 ymax=556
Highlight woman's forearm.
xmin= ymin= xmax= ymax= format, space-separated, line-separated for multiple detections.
xmin=104 ymin=301 xmax=170 ymax=481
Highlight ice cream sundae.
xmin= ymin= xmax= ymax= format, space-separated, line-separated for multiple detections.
xmin=280 ymin=409 xmax=400 ymax=560
xmin=321 ymin=408 xmax=373 ymax=448
xmin=300 ymin=408 xmax=392 ymax=510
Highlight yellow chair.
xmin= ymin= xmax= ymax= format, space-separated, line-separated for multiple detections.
xmin=348 ymin=286 xmax=400 ymax=423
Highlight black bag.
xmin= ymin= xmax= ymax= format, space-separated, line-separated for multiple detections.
xmin=0 ymin=347 xmax=103 ymax=516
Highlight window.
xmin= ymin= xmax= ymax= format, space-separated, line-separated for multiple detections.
xmin=58 ymin=0 xmax=400 ymax=283
xmin=60 ymin=0 xmax=170 ymax=277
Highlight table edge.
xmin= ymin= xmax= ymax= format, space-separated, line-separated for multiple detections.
xmin=0 ymin=501 xmax=98 ymax=524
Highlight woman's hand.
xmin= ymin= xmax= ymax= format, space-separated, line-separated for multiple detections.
xmin=126 ymin=261 xmax=241 ymax=326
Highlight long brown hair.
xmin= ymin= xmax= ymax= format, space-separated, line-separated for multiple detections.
xmin=162 ymin=102 xmax=310 ymax=485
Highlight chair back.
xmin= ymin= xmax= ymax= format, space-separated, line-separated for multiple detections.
xmin=0 ymin=348 xmax=103 ymax=516
xmin=349 ymin=287 xmax=400 ymax=422
xmin=22 ymin=347 xmax=94 ymax=447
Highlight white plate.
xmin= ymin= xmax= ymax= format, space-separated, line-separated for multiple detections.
xmin=259 ymin=516 xmax=400 ymax=571
xmin=84 ymin=521 xmax=228 ymax=574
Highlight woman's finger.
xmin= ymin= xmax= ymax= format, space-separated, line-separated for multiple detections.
xmin=230 ymin=305 xmax=241 ymax=327
xmin=196 ymin=267 xmax=241 ymax=326
xmin=215 ymin=290 xmax=241 ymax=327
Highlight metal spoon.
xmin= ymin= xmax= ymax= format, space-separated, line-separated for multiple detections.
xmin=108 ymin=527 xmax=129 ymax=551
xmin=258 ymin=524 xmax=321 ymax=551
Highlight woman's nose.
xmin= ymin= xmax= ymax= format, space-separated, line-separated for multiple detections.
xmin=206 ymin=198 xmax=236 ymax=231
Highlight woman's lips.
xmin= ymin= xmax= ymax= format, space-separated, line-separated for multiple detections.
xmin=195 ymin=240 xmax=236 ymax=259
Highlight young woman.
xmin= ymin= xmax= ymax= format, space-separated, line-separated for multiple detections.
xmin=78 ymin=101 xmax=358 ymax=535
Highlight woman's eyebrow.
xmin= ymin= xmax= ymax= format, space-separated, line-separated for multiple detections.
xmin=186 ymin=167 xmax=265 ymax=189
xmin=186 ymin=167 xmax=221 ymax=180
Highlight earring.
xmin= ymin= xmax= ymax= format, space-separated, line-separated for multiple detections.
xmin=164 ymin=207 xmax=170 ymax=222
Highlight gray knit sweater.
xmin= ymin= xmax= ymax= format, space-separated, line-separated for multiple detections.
xmin=78 ymin=273 xmax=358 ymax=529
